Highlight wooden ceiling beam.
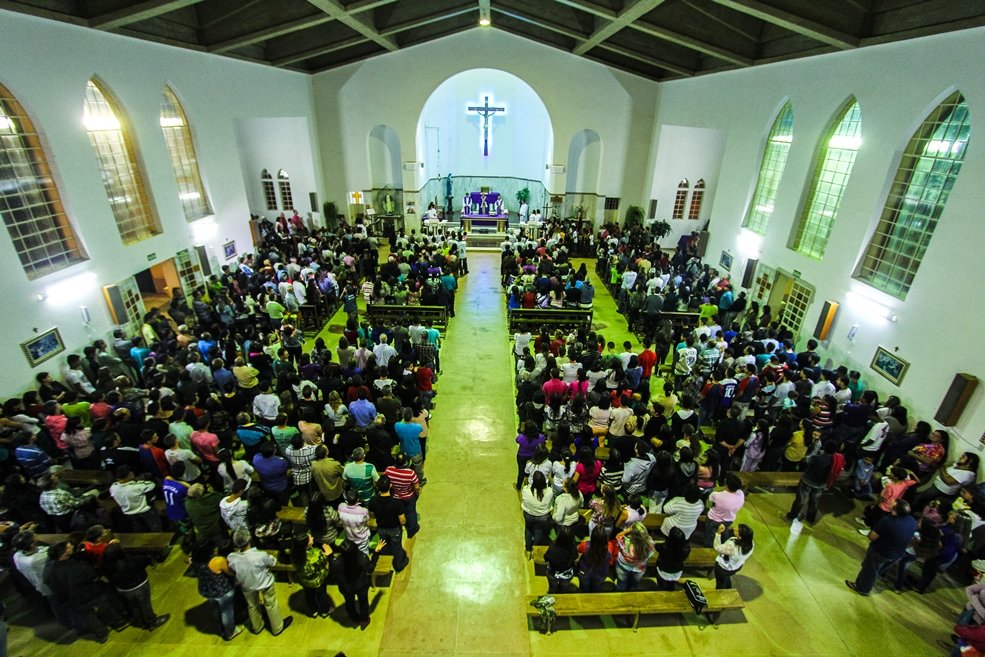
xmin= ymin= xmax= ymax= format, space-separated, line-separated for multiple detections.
xmin=0 ymin=1 xmax=88 ymax=26
xmin=90 ymin=0 xmax=207 ymax=31
xmin=271 ymin=35 xmax=368 ymax=67
xmin=208 ymin=15 xmax=334 ymax=52
xmin=712 ymin=0 xmax=859 ymax=49
xmin=573 ymin=0 xmax=668 ymax=56
xmin=596 ymin=41 xmax=694 ymax=76
xmin=306 ymin=0 xmax=398 ymax=51
xmin=552 ymin=0 xmax=617 ymax=20
xmin=630 ymin=20 xmax=754 ymax=66
xmin=379 ymin=6 xmax=475 ymax=37
xmin=491 ymin=7 xmax=586 ymax=41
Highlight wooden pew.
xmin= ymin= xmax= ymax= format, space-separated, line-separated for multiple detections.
xmin=36 ymin=532 xmax=175 ymax=560
xmin=266 ymin=549 xmax=394 ymax=587
xmin=508 ymin=308 xmax=593 ymax=334
xmin=525 ymin=589 xmax=744 ymax=632
xmin=575 ymin=508 xmax=707 ymax=532
xmin=277 ymin=506 xmax=377 ymax=530
xmin=530 ymin=544 xmax=716 ymax=576
xmin=737 ymin=471 xmax=803 ymax=491
xmin=365 ymin=304 xmax=448 ymax=330
xmin=57 ymin=469 xmax=112 ymax=487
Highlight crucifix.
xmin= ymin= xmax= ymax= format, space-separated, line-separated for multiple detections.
xmin=467 ymin=95 xmax=505 ymax=157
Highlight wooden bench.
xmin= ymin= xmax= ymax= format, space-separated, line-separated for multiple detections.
xmin=531 ymin=544 xmax=716 ymax=577
xmin=57 ymin=469 xmax=112 ymax=487
xmin=737 ymin=471 xmax=803 ymax=491
xmin=277 ymin=506 xmax=376 ymax=530
xmin=574 ymin=508 xmax=707 ymax=532
xmin=266 ymin=549 xmax=394 ymax=587
xmin=526 ymin=589 xmax=744 ymax=632
xmin=366 ymin=304 xmax=448 ymax=330
xmin=37 ymin=532 xmax=175 ymax=559
xmin=508 ymin=308 xmax=593 ymax=334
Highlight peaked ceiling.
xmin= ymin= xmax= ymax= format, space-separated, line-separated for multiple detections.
xmin=4 ymin=0 xmax=985 ymax=80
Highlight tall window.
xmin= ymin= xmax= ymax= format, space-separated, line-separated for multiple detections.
xmin=855 ymin=92 xmax=970 ymax=299
xmin=277 ymin=169 xmax=294 ymax=211
xmin=160 ymin=86 xmax=212 ymax=221
xmin=672 ymin=179 xmax=689 ymax=219
xmin=688 ymin=179 xmax=705 ymax=220
xmin=0 ymin=83 xmax=86 ymax=278
xmin=790 ymin=98 xmax=862 ymax=259
xmin=742 ymin=102 xmax=793 ymax=234
xmin=261 ymin=169 xmax=277 ymax=210
xmin=83 ymin=79 xmax=160 ymax=244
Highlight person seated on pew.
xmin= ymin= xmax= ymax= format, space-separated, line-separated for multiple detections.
xmin=660 ymin=483 xmax=705 ymax=541
xmin=544 ymin=526 xmax=579 ymax=593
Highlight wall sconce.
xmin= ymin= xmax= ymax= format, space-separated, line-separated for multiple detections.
xmin=845 ymin=290 xmax=897 ymax=322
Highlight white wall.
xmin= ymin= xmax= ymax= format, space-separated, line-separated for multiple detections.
xmin=0 ymin=10 xmax=316 ymax=396
xmin=653 ymin=27 xmax=985 ymax=450
xmin=649 ymin=124 xmax=728 ymax=241
xmin=234 ymin=117 xmax=320 ymax=219
xmin=311 ymin=28 xmax=659 ymax=208
xmin=416 ymin=68 xmax=551 ymax=183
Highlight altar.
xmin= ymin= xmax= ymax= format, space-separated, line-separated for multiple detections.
xmin=462 ymin=190 xmax=509 ymax=233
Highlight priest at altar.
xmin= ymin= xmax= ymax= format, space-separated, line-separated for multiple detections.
xmin=461 ymin=190 xmax=508 ymax=232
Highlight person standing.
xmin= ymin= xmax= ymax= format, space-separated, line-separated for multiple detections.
xmin=109 ymin=466 xmax=161 ymax=531
xmin=846 ymin=500 xmax=917 ymax=596
xmin=393 ymin=408 xmax=425 ymax=482
xmin=44 ymin=541 xmax=126 ymax=642
xmin=101 ymin=543 xmax=170 ymax=630
xmin=384 ymin=453 xmax=422 ymax=539
xmin=12 ymin=531 xmax=72 ymax=627
xmin=327 ymin=538 xmax=387 ymax=630
xmin=190 ymin=542 xmax=243 ymax=640
xmin=290 ymin=532 xmax=336 ymax=619
xmin=311 ymin=445 xmax=345 ymax=506
xmin=226 ymin=528 xmax=294 ymax=635
xmin=367 ymin=475 xmax=409 ymax=571
xmin=705 ymin=472 xmax=745 ymax=546
xmin=713 ymin=523 xmax=755 ymax=589
xmin=785 ymin=441 xmax=837 ymax=525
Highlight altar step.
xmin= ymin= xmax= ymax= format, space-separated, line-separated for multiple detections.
xmin=466 ymin=231 xmax=507 ymax=249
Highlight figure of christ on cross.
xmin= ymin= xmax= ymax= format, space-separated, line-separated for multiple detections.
xmin=467 ymin=95 xmax=505 ymax=157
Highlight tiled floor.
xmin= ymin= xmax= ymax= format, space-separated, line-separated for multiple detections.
xmin=6 ymin=252 xmax=962 ymax=656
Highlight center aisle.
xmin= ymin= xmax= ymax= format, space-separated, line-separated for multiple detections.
xmin=378 ymin=251 xmax=531 ymax=657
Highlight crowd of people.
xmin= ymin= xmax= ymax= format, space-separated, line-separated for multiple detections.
xmin=0 ymin=215 xmax=460 ymax=645
xmin=509 ymin=221 xmax=985 ymax=652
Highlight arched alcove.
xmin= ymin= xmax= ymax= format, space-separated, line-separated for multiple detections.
xmin=415 ymin=68 xmax=553 ymax=214
xmin=367 ymin=124 xmax=402 ymax=188
xmin=565 ymin=129 xmax=602 ymax=194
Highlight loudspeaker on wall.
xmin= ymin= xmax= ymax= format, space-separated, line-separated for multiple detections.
xmin=813 ymin=300 xmax=839 ymax=341
xmin=741 ymin=258 xmax=758 ymax=289
xmin=934 ymin=373 xmax=979 ymax=427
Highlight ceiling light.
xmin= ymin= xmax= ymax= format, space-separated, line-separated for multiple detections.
xmin=479 ymin=2 xmax=491 ymax=26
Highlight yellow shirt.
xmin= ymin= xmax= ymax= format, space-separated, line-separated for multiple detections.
xmin=784 ymin=430 xmax=807 ymax=462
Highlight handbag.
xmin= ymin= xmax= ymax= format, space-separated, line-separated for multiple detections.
xmin=682 ymin=579 xmax=707 ymax=615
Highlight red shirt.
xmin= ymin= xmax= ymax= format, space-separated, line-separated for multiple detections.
xmin=542 ymin=378 xmax=568 ymax=401
xmin=415 ymin=367 xmax=434 ymax=392
xmin=383 ymin=465 xmax=419 ymax=500
xmin=191 ymin=430 xmax=220 ymax=462
xmin=637 ymin=349 xmax=657 ymax=378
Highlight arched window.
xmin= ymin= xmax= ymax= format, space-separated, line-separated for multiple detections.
xmin=688 ymin=179 xmax=705 ymax=220
xmin=160 ymin=86 xmax=212 ymax=221
xmin=672 ymin=179 xmax=689 ymax=220
xmin=0 ymin=84 xmax=87 ymax=278
xmin=83 ymin=79 xmax=160 ymax=244
xmin=278 ymin=169 xmax=294 ymax=211
xmin=855 ymin=92 xmax=970 ymax=298
xmin=261 ymin=169 xmax=277 ymax=210
xmin=790 ymin=98 xmax=862 ymax=259
xmin=742 ymin=102 xmax=793 ymax=234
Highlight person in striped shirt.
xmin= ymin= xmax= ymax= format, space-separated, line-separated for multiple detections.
xmin=384 ymin=453 xmax=422 ymax=538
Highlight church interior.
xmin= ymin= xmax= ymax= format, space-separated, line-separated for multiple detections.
xmin=2 ymin=1 xmax=985 ymax=656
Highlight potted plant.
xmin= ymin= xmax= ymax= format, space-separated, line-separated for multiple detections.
xmin=651 ymin=219 xmax=672 ymax=240
xmin=516 ymin=187 xmax=530 ymax=205
xmin=624 ymin=205 xmax=645 ymax=228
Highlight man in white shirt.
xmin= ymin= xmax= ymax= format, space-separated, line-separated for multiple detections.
xmin=13 ymin=531 xmax=74 ymax=626
xmin=226 ymin=528 xmax=293 ymax=636
xmin=252 ymin=384 xmax=281 ymax=424
xmin=163 ymin=435 xmax=203 ymax=481
xmin=65 ymin=355 xmax=95 ymax=395
xmin=513 ymin=330 xmax=532 ymax=358
xmin=618 ymin=341 xmax=636 ymax=370
xmin=373 ymin=334 xmax=397 ymax=367
xmin=109 ymin=466 xmax=161 ymax=531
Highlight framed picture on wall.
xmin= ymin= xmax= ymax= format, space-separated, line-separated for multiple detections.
xmin=223 ymin=241 xmax=237 ymax=259
xmin=719 ymin=250 xmax=733 ymax=272
xmin=870 ymin=346 xmax=910 ymax=386
xmin=21 ymin=327 xmax=65 ymax=367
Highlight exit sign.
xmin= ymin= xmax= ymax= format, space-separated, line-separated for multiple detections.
xmin=147 ymin=253 xmax=156 ymax=261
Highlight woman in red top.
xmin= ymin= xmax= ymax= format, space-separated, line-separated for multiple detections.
xmin=572 ymin=446 xmax=602 ymax=506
